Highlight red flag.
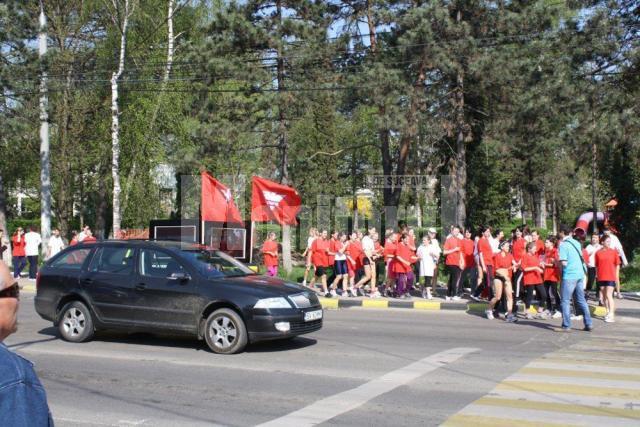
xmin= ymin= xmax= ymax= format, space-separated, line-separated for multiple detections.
xmin=251 ymin=176 xmax=301 ymax=225
xmin=201 ymin=172 xmax=244 ymax=225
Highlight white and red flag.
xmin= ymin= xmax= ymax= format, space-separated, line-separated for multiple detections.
xmin=200 ymin=172 xmax=244 ymax=225
xmin=251 ymin=176 xmax=301 ymax=225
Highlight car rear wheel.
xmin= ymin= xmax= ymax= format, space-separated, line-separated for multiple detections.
xmin=58 ymin=301 xmax=94 ymax=343
xmin=204 ymin=308 xmax=248 ymax=354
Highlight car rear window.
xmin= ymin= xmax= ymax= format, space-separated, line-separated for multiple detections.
xmin=49 ymin=248 xmax=92 ymax=270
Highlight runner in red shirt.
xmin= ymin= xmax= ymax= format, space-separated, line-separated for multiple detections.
xmin=461 ymin=229 xmax=476 ymax=294
xmin=543 ymin=237 xmax=561 ymax=317
xmin=308 ymin=230 xmax=331 ymax=297
xmin=261 ymin=232 xmax=279 ymax=277
xmin=393 ymin=234 xmax=415 ymax=298
xmin=488 ymin=241 xmax=517 ymax=322
xmin=595 ymin=235 xmax=621 ymax=322
xmin=531 ymin=230 xmax=545 ymax=257
xmin=443 ymin=225 xmax=464 ymax=301
xmin=383 ymin=232 xmax=398 ymax=297
xmin=345 ymin=232 xmax=363 ymax=294
xmin=522 ymin=242 xmax=548 ymax=319
xmin=10 ymin=228 xmax=27 ymax=279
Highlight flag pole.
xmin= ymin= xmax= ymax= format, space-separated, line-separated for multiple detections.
xmin=249 ymin=220 xmax=255 ymax=263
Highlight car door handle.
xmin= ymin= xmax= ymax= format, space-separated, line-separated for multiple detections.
xmin=82 ymin=278 xmax=93 ymax=285
xmin=135 ymin=283 xmax=146 ymax=291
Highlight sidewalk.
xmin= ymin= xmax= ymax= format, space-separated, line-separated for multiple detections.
xmin=315 ymin=285 xmax=640 ymax=318
xmin=17 ymin=277 xmax=640 ymax=318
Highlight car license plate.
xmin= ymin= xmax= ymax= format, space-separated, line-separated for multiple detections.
xmin=304 ymin=310 xmax=323 ymax=322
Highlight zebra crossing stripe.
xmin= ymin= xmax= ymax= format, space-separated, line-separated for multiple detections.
xmin=497 ymin=380 xmax=640 ymax=399
xmin=474 ymin=396 xmax=640 ymax=420
xmin=442 ymin=337 xmax=640 ymax=426
xmin=443 ymin=413 xmax=572 ymax=427
xmin=519 ymin=367 xmax=640 ymax=382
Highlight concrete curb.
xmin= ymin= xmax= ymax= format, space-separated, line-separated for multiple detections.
xmin=318 ymin=297 xmax=640 ymax=318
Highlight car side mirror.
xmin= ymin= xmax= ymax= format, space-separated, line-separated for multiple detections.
xmin=168 ymin=272 xmax=191 ymax=282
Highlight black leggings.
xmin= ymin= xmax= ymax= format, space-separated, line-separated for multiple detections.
xmin=544 ymin=281 xmax=560 ymax=312
xmin=474 ymin=265 xmax=494 ymax=298
xmin=586 ymin=267 xmax=597 ymax=292
xmin=525 ymin=284 xmax=548 ymax=310
xmin=447 ymin=265 xmax=462 ymax=297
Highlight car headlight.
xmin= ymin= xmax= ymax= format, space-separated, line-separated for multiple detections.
xmin=254 ymin=297 xmax=292 ymax=309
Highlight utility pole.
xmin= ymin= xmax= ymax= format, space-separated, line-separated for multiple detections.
xmin=39 ymin=0 xmax=52 ymax=256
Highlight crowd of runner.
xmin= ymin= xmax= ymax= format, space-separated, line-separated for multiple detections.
xmin=261 ymin=223 xmax=628 ymax=324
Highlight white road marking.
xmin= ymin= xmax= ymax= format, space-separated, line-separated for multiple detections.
xmin=256 ymin=347 xmax=479 ymax=427
xmin=460 ymin=404 xmax=638 ymax=426
xmin=527 ymin=361 xmax=640 ymax=376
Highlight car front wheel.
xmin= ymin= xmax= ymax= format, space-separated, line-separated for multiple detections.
xmin=58 ymin=301 xmax=94 ymax=343
xmin=204 ymin=308 xmax=248 ymax=354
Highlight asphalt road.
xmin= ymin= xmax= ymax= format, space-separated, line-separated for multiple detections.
xmin=6 ymin=294 xmax=639 ymax=427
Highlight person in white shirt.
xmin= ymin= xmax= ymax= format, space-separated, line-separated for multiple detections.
xmin=426 ymin=228 xmax=442 ymax=297
xmin=356 ymin=227 xmax=379 ymax=298
xmin=417 ymin=235 xmax=440 ymax=299
xmin=490 ymin=229 xmax=503 ymax=254
xmin=47 ymin=229 xmax=65 ymax=260
xmin=24 ymin=227 xmax=42 ymax=280
xmin=585 ymin=234 xmax=602 ymax=298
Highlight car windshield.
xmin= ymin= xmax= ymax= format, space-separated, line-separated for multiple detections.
xmin=180 ymin=249 xmax=254 ymax=279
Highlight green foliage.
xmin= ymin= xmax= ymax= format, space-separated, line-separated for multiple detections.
xmin=466 ymin=139 xmax=512 ymax=228
xmin=0 ymin=0 xmax=638 ymax=260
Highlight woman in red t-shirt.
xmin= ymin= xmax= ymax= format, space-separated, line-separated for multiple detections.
xmin=308 ymin=230 xmax=331 ymax=297
xmin=394 ymin=234 xmax=415 ymax=298
xmin=261 ymin=232 xmax=279 ymax=277
xmin=11 ymin=228 xmax=27 ymax=279
xmin=488 ymin=241 xmax=517 ymax=322
xmin=595 ymin=235 xmax=621 ymax=322
xmin=543 ymin=237 xmax=561 ymax=317
xmin=383 ymin=232 xmax=398 ymax=297
xmin=522 ymin=242 xmax=548 ymax=319
xmin=345 ymin=232 xmax=362 ymax=295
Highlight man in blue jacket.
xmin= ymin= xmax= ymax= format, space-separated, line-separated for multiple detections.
xmin=0 ymin=260 xmax=54 ymax=426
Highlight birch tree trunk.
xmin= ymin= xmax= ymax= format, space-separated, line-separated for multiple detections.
xmin=109 ymin=0 xmax=134 ymax=239
xmin=123 ymin=0 xmax=177 ymax=208
xmin=0 ymin=172 xmax=10 ymax=265
xmin=534 ymin=187 xmax=547 ymax=229
xmin=39 ymin=1 xmax=52 ymax=256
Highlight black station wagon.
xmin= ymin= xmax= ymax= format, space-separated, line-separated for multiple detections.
xmin=34 ymin=240 xmax=323 ymax=354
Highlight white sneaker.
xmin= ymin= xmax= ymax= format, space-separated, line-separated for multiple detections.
xmin=445 ymin=296 xmax=452 ymax=301
xmin=426 ymin=289 xmax=432 ymax=300
xmin=604 ymin=315 xmax=615 ymax=323
xmin=330 ymin=290 xmax=338 ymax=297
xmin=452 ymin=296 xmax=462 ymax=301
xmin=485 ymin=310 xmax=494 ymax=320
xmin=552 ymin=311 xmax=562 ymax=319
xmin=371 ymin=291 xmax=381 ymax=299
xmin=570 ymin=314 xmax=583 ymax=321
xmin=302 ymin=279 xmax=307 ymax=286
